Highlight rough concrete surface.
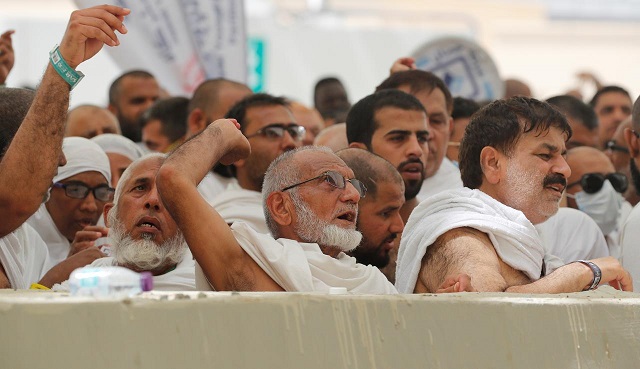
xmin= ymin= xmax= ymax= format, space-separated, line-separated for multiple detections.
xmin=1 ymin=288 xmax=639 ymax=369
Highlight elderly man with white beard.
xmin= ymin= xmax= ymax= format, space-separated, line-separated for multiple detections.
xmin=157 ymin=119 xmax=396 ymax=293
xmin=61 ymin=154 xmax=195 ymax=291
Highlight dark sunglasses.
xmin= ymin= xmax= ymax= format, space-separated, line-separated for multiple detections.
xmin=245 ymin=124 xmax=306 ymax=142
xmin=605 ymin=140 xmax=629 ymax=154
xmin=281 ymin=170 xmax=367 ymax=198
xmin=567 ymin=173 xmax=628 ymax=194
xmin=53 ymin=182 xmax=115 ymax=202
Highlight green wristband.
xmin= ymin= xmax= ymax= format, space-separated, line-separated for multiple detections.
xmin=49 ymin=45 xmax=84 ymax=90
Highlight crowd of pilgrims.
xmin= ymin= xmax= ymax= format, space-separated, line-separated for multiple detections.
xmin=0 ymin=4 xmax=638 ymax=295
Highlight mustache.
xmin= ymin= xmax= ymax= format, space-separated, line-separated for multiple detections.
xmin=385 ymin=233 xmax=398 ymax=243
xmin=332 ymin=204 xmax=358 ymax=217
xmin=543 ymin=173 xmax=567 ymax=190
xmin=397 ymin=157 xmax=424 ymax=171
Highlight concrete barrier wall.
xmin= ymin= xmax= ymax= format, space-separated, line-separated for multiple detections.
xmin=1 ymin=289 xmax=639 ymax=369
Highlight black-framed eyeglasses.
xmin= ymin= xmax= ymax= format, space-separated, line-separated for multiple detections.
xmin=245 ymin=124 xmax=306 ymax=142
xmin=605 ymin=140 xmax=629 ymax=154
xmin=281 ymin=170 xmax=367 ymax=198
xmin=567 ymin=173 xmax=628 ymax=194
xmin=53 ymin=182 xmax=115 ymax=202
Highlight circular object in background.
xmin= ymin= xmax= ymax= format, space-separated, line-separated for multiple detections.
xmin=412 ymin=37 xmax=504 ymax=101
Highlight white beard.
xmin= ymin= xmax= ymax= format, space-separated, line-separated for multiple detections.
xmin=292 ymin=193 xmax=362 ymax=252
xmin=109 ymin=219 xmax=186 ymax=272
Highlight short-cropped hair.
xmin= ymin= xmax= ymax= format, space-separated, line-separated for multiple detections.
xmin=346 ymin=89 xmax=426 ymax=149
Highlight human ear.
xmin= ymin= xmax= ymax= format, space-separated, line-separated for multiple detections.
xmin=624 ymin=128 xmax=640 ymax=158
xmin=480 ymin=146 xmax=502 ymax=185
xmin=187 ymin=108 xmax=207 ymax=137
xmin=103 ymin=203 xmax=114 ymax=227
xmin=233 ymin=158 xmax=246 ymax=168
xmin=349 ymin=142 xmax=367 ymax=150
xmin=266 ymin=192 xmax=294 ymax=227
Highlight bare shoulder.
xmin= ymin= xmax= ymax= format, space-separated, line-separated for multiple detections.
xmin=426 ymin=227 xmax=497 ymax=269
xmin=435 ymin=227 xmax=493 ymax=245
xmin=415 ymin=227 xmax=504 ymax=293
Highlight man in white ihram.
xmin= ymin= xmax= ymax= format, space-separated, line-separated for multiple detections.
xmin=157 ymin=118 xmax=396 ymax=293
xmin=57 ymin=154 xmax=195 ymax=291
xmin=27 ymin=137 xmax=112 ymax=266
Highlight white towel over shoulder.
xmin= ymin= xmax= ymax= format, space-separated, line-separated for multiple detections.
xmin=228 ymin=222 xmax=397 ymax=294
xmin=396 ymin=187 xmax=545 ymax=293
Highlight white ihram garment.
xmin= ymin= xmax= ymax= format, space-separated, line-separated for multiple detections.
xmin=196 ymin=222 xmax=397 ymax=294
xmin=54 ymin=248 xmax=195 ymax=291
xmin=416 ymin=158 xmax=463 ymax=202
xmin=396 ymin=187 xmax=545 ymax=293
xmin=27 ymin=205 xmax=71 ymax=266
xmin=535 ymin=207 xmax=609 ymax=263
xmin=197 ymin=172 xmax=237 ymax=203
xmin=28 ymin=137 xmax=111 ymax=265
xmin=210 ymin=182 xmax=268 ymax=234
xmin=619 ymin=203 xmax=640 ymax=286
xmin=0 ymin=223 xmax=50 ymax=289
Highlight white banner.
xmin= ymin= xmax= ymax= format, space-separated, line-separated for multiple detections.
xmin=74 ymin=0 xmax=246 ymax=96
xmin=180 ymin=0 xmax=246 ymax=84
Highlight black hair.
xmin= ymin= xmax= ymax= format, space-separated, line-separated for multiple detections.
xmin=0 ymin=88 xmax=36 ymax=156
xmin=546 ymin=95 xmax=598 ymax=131
xmin=219 ymin=93 xmax=290 ymax=178
xmin=375 ymin=70 xmax=453 ymax=114
xmin=225 ymin=93 xmax=290 ymax=134
xmin=459 ymin=97 xmax=572 ymax=189
xmin=336 ymin=148 xmax=403 ymax=199
xmin=589 ymin=85 xmax=631 ymax=108
xmin=346 ymin=89 xmax=426 ymax=149
xmin=108 ymin=70 xmax=155 ymax=105
xmin=140 ymin=97 xmax=189 ymax=143
xmin=452 ymin=97 xmax=481 ymax=120
xmin=313 ymin=77 xmax=344 ymax=101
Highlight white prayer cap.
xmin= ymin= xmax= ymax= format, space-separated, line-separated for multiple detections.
xmin=91 ymin=134 xmax=146 ymax=161
xmin=54 ymin=137 xmax=111 ymax=184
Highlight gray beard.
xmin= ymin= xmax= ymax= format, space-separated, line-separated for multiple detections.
xmin=109 ymin=220 xmax=186 ymax=272
xmin=291 ymin=192 xmax=362 ymax=252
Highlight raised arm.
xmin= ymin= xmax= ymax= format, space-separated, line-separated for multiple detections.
xmin=0 ymin=5 xmax=130 ymax=236
xmin=157 ymin=119 xmax=283 ymax=291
